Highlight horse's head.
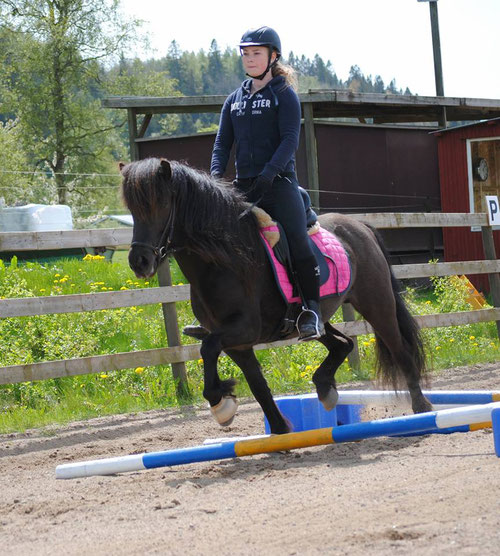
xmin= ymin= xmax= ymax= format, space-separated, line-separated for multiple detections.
xmin=120 ymin=158 xmax=175 ymax=278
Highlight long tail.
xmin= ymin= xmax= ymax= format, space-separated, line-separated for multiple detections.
xmin=368 ymin=226 xmax=427 ymax=388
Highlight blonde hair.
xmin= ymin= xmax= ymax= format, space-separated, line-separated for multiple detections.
xmin=272 ymin=59 xmax=298 ymax=90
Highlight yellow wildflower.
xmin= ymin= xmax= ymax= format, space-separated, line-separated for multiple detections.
xmin=135 ymin=367 xmax=145 ymax=374
xmin=435 ymin=346 xmax=441 ymax=350
xmin=469 ymin=335 xmax=475 ymax=340
xmin=100 ymin=373 xmax=108 ymax=379
xmin=120 ymin=286 xmax=128 ymax=290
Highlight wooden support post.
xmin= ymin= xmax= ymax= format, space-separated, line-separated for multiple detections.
xmin=481 ymin=226 xmax=500 ymax=339
xmin=127 ymin=108 xmax=139 ymax=161
xmin=429 ymin=0 xmax=445 ymax=97
xmin=303 ymin=102 xmax=320 ymax=212
xmin=138 ymin=113 xmax=153 ymax=139
xmin=341 ymin=303 xmax=361 ymax=372
xmin=156 ymin=259 xmax=190 ymax=398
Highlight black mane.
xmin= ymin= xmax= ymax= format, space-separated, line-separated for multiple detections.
xmin=122 ymin=158 xmax=261 ymax=272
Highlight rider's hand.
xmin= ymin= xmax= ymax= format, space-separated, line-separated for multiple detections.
xmin=253 ymin=175 xmax=273 ymax=192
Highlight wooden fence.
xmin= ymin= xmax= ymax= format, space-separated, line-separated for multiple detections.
xmin=1 ymin=212 xmax=499 ymax=388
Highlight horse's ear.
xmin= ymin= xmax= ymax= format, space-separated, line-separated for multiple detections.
xmin=159 ymin=158 xmax=172 ymax=180
xmin=118 ymin=162 xmax=127 ymax=173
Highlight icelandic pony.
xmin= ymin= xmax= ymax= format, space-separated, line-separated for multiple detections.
xmin=121 ymin=158 xmax=432 ymax=434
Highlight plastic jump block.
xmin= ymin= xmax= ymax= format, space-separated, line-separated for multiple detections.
xmin=55 ymin=401 xmax=500 ymax=479
xmin=264 ymin=390 xmax=500 ymax=435
xmin=263 ymin=394 xmax=362 ymax=434
xmin=493 ymin=407 xmax=500 ymax=457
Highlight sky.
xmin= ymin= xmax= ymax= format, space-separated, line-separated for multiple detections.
xmin=119 ymin=0 xmax=500 ymax=100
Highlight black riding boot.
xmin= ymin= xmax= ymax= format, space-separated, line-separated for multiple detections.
xmin=297 ymin=299 xmax=325 ymax=341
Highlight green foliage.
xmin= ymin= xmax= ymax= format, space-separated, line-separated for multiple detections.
xmin=0 ymin=119 xmax=42 ymax=205
xmin=0 ymin=0 xmax=155 ymax=209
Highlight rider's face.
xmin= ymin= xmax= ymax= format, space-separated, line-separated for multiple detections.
xmin=241 ymin=46 xmax=276 ymax=78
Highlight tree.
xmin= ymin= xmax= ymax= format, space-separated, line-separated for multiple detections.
xmin=0 ymin=0 xmax=141 ymax=204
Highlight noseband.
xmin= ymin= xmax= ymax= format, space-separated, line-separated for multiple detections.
xmin=130 ymin=203 xmax=177 ymax=264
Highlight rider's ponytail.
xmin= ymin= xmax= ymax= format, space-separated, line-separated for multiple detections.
xmin=272 ymin=60 xmax=298 ymax=91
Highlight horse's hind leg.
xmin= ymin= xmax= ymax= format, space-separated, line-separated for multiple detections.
xmin=349 ymin=288 xmax=432 ymax=414
xmin=312 ymin=322 xmax=354 ymax=411
xmin=225 ymin=348 xmax=291 ymax=434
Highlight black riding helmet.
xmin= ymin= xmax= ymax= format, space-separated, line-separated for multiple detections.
xmin=239 ymin=26 xmax=281 ymax=80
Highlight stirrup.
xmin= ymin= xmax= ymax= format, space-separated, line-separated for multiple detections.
xmin=296 ymin=307 xmax=325 ymax=341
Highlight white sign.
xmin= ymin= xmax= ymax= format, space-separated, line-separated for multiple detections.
xmin=485 ymin=195 xmax=500 ymax=226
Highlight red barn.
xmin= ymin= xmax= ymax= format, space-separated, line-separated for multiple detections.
xmin=435 ymin=118 xmax=500 ymax=291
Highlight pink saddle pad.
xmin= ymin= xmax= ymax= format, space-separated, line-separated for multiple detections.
xmin=260 ymin=225 xmax=351 ymax=304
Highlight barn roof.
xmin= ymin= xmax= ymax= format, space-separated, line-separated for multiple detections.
xmin=430 ymin=116 xmax=500 ymax=135
xmin=103 ymin=89 xmax=500 ymax=125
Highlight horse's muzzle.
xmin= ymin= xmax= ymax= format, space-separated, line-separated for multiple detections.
xmin=128 ymin=247 xmax=158 ymax=279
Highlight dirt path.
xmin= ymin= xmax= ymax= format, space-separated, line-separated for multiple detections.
xmin=1 ymin=363 xmax=499 ymax=555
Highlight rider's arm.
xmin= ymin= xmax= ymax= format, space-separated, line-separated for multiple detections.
xmin=260 ymin=87 xmax=301 ymax=181
xmin=210 ymin=96 xmax=234 ymax=177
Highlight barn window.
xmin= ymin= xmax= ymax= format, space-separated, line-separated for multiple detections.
xmin=467 ymin=137 xmax=500 ymax=216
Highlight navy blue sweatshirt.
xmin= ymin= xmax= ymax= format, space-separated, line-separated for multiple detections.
xmin=210 ymin=75 xmax=301 ymax=180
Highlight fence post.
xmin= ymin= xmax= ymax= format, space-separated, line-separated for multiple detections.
xmin=303 ymin=102 xmax=320 ymax=212
xmin=156 ymin=259 xmax=190 ymax=398
xmin=341 ymin=303 xmax=361 ymax=372
xmin=481 ymin=225 xmax=500 ymax=339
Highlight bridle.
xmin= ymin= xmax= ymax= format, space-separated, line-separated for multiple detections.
xmin=130 ymin=202 xmax=177 ymax=264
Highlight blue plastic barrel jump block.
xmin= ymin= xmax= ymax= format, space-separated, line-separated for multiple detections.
xmin=336 ymin=404 xmax=363 ymax=425
xmin=264 ymin=394 xmax=338 ymax=433
xmin=492 ymin=407 xmax=500 ymax=458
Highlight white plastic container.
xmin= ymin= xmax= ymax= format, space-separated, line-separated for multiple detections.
xmin=0 ymin=204 xmax=73 ymax=232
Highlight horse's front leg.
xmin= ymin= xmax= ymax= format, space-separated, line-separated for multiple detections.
xmin=200 ymin=333 xmax=238 ymax=426
xmin=225 ymin=348 xmax=291 ymax=434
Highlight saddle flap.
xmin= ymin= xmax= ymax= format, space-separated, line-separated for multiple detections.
xmin=272 ymin=223 xmax=330 ymax=287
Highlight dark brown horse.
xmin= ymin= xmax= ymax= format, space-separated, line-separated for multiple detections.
xmin=121 ymin=158 xmax=432 ymax=434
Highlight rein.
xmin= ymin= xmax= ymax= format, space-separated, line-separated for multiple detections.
xmin=130 ymin=203 xmax=177 ymax=263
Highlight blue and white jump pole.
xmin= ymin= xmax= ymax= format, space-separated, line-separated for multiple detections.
xmin=56 ymin=401 xmax=500 ymax=479
xmin=335 ymin=389 xmax=500 ymax=408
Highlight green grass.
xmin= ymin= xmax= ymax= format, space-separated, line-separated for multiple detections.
xmin=0 ymin=255 xmax=499 ymax=433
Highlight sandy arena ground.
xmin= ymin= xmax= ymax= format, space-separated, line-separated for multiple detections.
xmin=1 ymin=362 xmax=499 ymax=555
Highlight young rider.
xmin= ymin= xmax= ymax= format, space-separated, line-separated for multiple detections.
xmin=210 ymin=26 xmax=324 ymax=340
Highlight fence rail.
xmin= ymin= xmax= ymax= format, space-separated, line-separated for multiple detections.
xmin=0 ymin=212 xmax=491 ymax=253
xmin=1 ymin=211 xmax=499 ymax=386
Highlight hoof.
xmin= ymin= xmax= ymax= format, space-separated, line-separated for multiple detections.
xmin=413 ymin=397 xmax=433 ymax=414
xmin=319 ymin=388 xmax=339 ymax=411
xmin=210 ymin=396 xmax=238 ymax=427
